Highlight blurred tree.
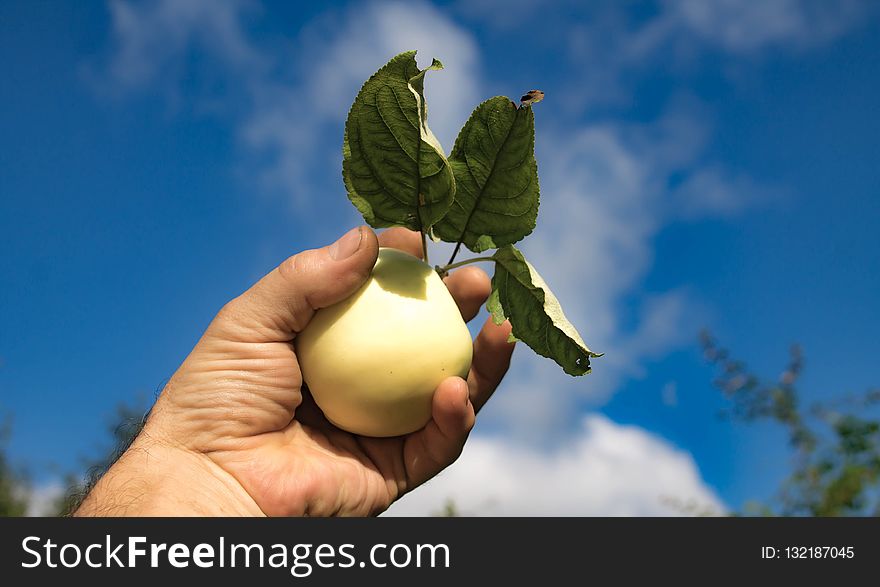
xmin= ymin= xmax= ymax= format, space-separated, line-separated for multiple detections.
xmin=0 ymin=418 xmax=29 ymax=516
xmin=54 ymin=398 xmax=150 ymax=516
xmin=433 ymin=498 xmax=461 ymax=517
xmin=8 ymin=335 xmax=879 ymax=517
xmin=702 ymin=331 xmax=880 ymax=516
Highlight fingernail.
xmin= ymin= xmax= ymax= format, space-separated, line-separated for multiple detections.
xmin=330 ymin=226 xmax=363 ymax=261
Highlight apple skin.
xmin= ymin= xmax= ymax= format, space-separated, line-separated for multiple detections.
xmin=296 ymin=247 xmax=473 ymax=437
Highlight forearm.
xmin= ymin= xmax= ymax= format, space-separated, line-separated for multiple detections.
xmin=73 ymin=435 xmax=263 ymax=517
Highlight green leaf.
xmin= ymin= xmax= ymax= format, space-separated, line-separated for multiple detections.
xmin=342 ymin=51 xmax=455 ymax=232
xmin=487 ymin=245 xmax=600 ymax=376
xmin=434 ymin=96 xmax=539 ymax=252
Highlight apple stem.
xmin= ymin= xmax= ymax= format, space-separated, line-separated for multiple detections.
xmin=447 ymin=242 xmax=463 ymax=266
xmin=435 ymin=256 xmax=495 ymax=278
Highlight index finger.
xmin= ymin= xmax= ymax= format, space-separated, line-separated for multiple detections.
xmin=377 ymin=227 xmax=423 ymax=259
xmin=467 ymin=318 xmax=515 ymax=413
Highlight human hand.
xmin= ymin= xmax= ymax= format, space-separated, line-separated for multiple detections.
xmin=75 ymin=226 xmax=514 ymax=516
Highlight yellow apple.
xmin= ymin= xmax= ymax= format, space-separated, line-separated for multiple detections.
xmin=296 ymin=247 xmax=473 ymax=437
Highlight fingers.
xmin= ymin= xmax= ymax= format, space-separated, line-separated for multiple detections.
xmin=431 ymin=376 xmax=475 ymax=442
xmin=467 ymin=318 xmax=515 ymax=412
xmin=404 ymin=376 xmax=475 ymax=488
xmin=400 ymin=320 xmax=513 ymax=492
xmin=377 ymin=227 xmax=423 ymax=258
xmin=210 ymin=226 xmax=379 ymax=341
xmin=443 ymin=266 xmax=491 ymax=322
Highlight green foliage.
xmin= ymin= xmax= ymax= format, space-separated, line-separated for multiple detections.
xmin=0 ymin=419 xmax=28 ymax=517
xmin=342 ymin=51 xmax=598 ymax=377
xmin=702 ymin=331 xmax=880 ymax=516
xmin=54 ymin=399 xmax=150 ymax=516
xmin=433 ymin=498 xmax=461 ymax=517
xmin=488 ymin=245 xmax=599 ymax=375
xmin=342 ymin=51 xmax=454 ymax=232
xmin=434 ymin=96 xmax=539 ymax=253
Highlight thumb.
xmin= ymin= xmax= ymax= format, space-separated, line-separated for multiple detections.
xmin=210 ymin=226 xmax=379 ymax=342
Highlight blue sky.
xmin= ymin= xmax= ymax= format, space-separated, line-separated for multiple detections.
xmin=1 ymin=0 xmax=879 ymax=515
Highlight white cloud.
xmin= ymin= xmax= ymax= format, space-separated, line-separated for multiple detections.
xmin=242 ymin=1 xmax=480 ymax=203
xmin=386 ymin=414 xmax=724 ymax=515
xmin=97 ymin=0 xmax=479 ymax=204
xmin=99 ymin=0 xmax=264 ymax=91
xmin=670 ymin=166 xmax=780 ymax=220
xmin=663 ymin=0 xmax=870 ymax=53
xmin=298 ymin=1 xmax=479 ymax=146
xmin=460 ymin=0 xmax=870 ymax=55
xmin=457 ymin=0 xmax=872 ymax=116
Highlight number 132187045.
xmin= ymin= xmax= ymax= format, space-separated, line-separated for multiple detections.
xmin=761 ymin=546 xmax=854 ymax=559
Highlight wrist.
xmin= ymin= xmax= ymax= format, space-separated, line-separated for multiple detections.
xmin=74 ymin=433 xmax=264 ymax=517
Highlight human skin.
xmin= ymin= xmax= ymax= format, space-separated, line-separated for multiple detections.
xmin=74 ymin=226 xmax=515 ymax=516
